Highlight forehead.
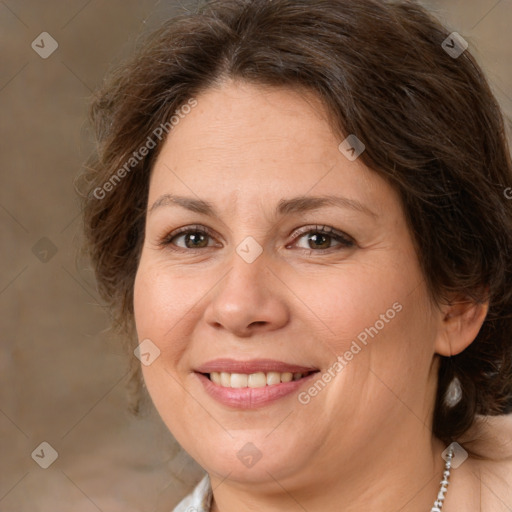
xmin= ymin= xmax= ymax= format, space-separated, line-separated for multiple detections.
xmin=148 ymin=81 xmax=396 ymax=217
xmin=162 ymin=82 xmax=336 ymax=160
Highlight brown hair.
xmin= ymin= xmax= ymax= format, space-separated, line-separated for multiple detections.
xmin=78 ymin=0 xmax=512 ymax=444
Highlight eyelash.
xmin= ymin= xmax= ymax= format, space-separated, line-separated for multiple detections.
xmin=158 ymin=224 xmax=355 ymax=253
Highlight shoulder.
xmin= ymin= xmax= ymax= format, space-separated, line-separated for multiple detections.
xmin=457 ymin=414 xmax=512 ymax=511
xmin=461 ymin=414 xmax=512 ymax=458
xmin=473 ymin=456 xmax=512 ymax=511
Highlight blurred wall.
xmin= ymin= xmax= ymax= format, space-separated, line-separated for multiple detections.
xmin=0 ymin=1 xmax=510 ymax=511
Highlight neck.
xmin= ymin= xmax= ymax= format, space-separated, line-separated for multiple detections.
xmin=209 ymin=433 xmax=448 ymax=512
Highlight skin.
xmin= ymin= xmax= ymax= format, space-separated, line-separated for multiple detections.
xmin=133 ymin=80 xmax=489 ymax=511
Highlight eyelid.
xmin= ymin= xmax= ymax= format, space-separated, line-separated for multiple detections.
xmin=289 ymin=225 xmax=354 ymax=244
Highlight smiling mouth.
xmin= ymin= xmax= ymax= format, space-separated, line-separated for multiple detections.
xmin=203 ymin=370 xmax=319 ymax=389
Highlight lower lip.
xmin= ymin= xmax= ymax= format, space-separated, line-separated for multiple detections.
xmin=195 ymin=372 xmax=319 ymax=409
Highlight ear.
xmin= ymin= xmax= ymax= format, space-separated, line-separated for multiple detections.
xmin=434 ymin=293 xmax=489 ymax=357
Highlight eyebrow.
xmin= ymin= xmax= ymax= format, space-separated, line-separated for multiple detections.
xmin=148 ymin=194 xmax=377 ymax=218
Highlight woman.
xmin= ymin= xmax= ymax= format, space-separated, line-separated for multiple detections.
xmin=80 ymin=0 xmax=512 ymax=510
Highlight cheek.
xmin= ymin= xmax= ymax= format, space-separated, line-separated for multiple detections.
xmin=298 ymin=255 xmax=434 ymax=400
xmin=289 ymin=262 xmax=411 ymax=355
xmin=134 ymin=265 xmax=165 ymax=337
xmin=133 ymin=261 xmax=193 ymax=355
xmin=133 ymin=263 xmax=196 ymax=416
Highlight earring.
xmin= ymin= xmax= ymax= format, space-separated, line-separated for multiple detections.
xmin=444 ymin=376 xmax=462 ymax=407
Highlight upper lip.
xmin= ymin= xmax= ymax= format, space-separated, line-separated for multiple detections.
xmin=195 ymin=358 xmax=319 ymax=374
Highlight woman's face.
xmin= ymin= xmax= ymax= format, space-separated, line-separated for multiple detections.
xmin=133 ymin=81 xmax=441 ymax=488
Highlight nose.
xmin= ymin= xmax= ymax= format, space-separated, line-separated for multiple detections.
xmin=203 ymin=249 xmax=290 ymax=338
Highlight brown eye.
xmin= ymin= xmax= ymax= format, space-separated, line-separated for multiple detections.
xmin=176 ymin=231 xmax=210 ymax=249
xmin=160 ymin=226 xmax=218 ymax=250
xmin=305 ymin=232 xmax=333 ymax=250
xmin=292 ymin=226 xmax=355 ymax=251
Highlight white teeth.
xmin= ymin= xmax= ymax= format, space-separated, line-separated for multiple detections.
xmin=208 ymin=371 xmax=309 ymax=388
xmin=230 ymin=373 xmax=248 ymax=388
xmin=248 ymin=372 xmax=267 ymax=388
xmin=220 ymin=372 xmax=231 ymax=387
xmin=266 ymin=371 xmax=281 ymax=386
xmin=281 ymin=372 xmax=293 ymax=382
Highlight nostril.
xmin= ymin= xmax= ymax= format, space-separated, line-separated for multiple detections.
xmin=249 ymin=321 xmax=267 ymax=328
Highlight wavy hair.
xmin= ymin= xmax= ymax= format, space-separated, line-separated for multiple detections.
xmin=78 ymin=0 xmax=512 ymax=444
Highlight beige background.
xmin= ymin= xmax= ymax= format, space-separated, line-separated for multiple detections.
xmin=0 ymin=1 xmax=511 ymax=511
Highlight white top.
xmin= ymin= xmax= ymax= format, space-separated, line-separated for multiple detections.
xmin=172 ymin=474 xmax=212 ymax=512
